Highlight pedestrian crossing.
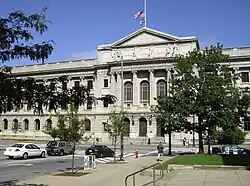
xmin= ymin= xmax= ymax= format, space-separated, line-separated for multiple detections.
xmin=95 ymin=152 xmax=145 ymax=164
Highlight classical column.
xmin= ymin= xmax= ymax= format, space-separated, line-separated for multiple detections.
xmin=110 ymin=72 xmax=116 ymax=96
xmin=132 ymin=71 xmax=139 ymax=106
xmin=149 ymin=70 xmax=156 ymax=105
xmin=117 ymin=72 xmax=121 ymax=106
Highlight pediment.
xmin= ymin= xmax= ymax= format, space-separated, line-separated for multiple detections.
xmin=111 ymin=27 xmax=180 ymax=47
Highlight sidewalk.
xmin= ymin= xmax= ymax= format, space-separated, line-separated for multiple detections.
xmin=17 ymin=156 xmax=171 ymax=186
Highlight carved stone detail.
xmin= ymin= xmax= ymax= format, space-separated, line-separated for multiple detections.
xmin=148 ymin=45 xmax=154 ymax=58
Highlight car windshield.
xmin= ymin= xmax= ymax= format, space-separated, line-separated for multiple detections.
xmin=47 ymin=141 xmax=58 ymax=147
xmin=91 ymin=145 xmax=102 ymax=149
xmin=11 ymin=144 xmax=24 ymax=148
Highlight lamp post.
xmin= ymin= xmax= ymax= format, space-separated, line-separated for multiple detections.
xmin=113 ymin=49 xmax=124 ymax=161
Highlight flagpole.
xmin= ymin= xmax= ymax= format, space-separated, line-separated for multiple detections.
xmin=144 ymin=0 xmax=147 ymax=28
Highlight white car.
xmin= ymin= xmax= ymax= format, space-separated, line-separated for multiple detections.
xmin=4 ymin=143 xmax=46 ymax=159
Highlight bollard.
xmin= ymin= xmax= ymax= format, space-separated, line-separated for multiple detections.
xmin=135 ymin=150 xmax=139 ymax=158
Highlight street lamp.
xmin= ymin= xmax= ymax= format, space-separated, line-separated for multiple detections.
xmin=113 ymin=49 xmax=124 ymax=161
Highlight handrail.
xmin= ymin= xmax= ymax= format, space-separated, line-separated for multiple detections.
xmin=124 ymin=162 xmax=164 ymax=186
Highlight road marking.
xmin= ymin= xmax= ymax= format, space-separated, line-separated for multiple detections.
xmin=8 ymin=163 xmax=34 ymax=167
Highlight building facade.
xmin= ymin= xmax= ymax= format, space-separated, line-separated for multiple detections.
xmin=1 ymin=27 xmax=250 ymax=143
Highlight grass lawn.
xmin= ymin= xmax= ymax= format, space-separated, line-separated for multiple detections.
xmin=163 ymin=154 xmax=250 ymax=169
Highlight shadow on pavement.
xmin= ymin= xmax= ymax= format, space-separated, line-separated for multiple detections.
xmin=0 ymin=180 xmax=47 ymax=186
xmin=221 ymin=154 xmax=250 ymax=169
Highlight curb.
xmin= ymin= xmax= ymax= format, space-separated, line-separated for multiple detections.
xmin=168 ymin=164 xmax=250 ymax=170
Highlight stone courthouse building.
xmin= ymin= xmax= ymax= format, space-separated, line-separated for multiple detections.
xmin=1 ymin=27 xmax=250 ymax=143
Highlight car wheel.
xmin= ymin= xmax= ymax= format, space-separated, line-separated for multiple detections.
xmin=23 ymin=153 xmax=28 ymax=160
xmin=242 ymin=151 xmax=247 ymax=155
xmin=99 ymin=153 xmax=103 ymax=158
xmin=60 ymin=150 xmax=64 ymax=156
xmin=41 ymin=151 xmax=46 ymax=158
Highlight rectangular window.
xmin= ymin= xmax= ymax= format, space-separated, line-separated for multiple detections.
xmin=50 ymin=82 xmax=56 ymax=91
xmin=104 ymin=79 xmax=109 ymax=88
xmin=87 ymin=97 xmax=93 ymax=109
xmin=244 ymin=118 xmax=250 ymax=131
xmin=62 ymin=81 xmax=67 ymax=90
xmin=241 ymin=72 xmax=249 ymax=82
xmin=87 ymin=80 xmax=93 ymax=89
xmin=74 ymin=81 xmax=80 ymax=88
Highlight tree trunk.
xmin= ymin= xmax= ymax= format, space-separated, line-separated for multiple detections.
xmin=198 ymin=118 xmax=204 ymax=154
xmin=168 ymin=131 xmax=172 ymax=156
xmin=113 ymin=136 xmax=117 ymax=163
xmin=207 ymin=130 xmax=211 ymax=155
xmin=72 ymin=142 xmax=75 ymax=174
xmin=120 ymin=134 xmax=124 ymax=161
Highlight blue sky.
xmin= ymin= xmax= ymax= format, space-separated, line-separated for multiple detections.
xmin=1 ymin=0 xmax=250 ymax=66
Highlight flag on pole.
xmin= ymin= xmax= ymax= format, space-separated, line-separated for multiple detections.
xmin=134 ymin=11 xmax=144 ymax=19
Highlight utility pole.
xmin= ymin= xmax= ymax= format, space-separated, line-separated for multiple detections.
xmin=113 ymin=49 xmax=124 ymax=161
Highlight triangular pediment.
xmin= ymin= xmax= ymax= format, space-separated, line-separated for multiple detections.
xmin=111 ymin=27 xmax=180 ymax=47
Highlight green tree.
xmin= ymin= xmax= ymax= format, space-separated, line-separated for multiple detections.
xmin=0 ymin=8 xmax=53 ymax=63
xmin=172 ymin=44 xmax=246 ymax=153
xmin=44 ymin=127 xmax=58 ymax=141
xmin=153 ymin=71 xmax=188 ymax=155
xmin=54 ymin=104 xmax=86 ymax=174
xmin=108 ymin=111 xmax=126 ymax=163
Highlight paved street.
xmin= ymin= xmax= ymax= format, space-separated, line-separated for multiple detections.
xmin=0 ymin=140 xmax=199 ymax=183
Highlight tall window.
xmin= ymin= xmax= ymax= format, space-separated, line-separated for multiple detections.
xmin=35 ymin=119 xmax=40 ymax=131
xmin=241 ymin=72 xmax=249 ymax=82
xmin=62 ymin=81 xmax=67 ymax=90
xmin=140 ymin=81 xmax=150 ymax=101
xmin=244 ymin=117 xmax=250 ymax=131
xmin=87 ymin=97 xmax=93 ymax=109
xmin=157 ymin=80 xmax=167 ymax=97
xmin=46 ymin=119 xmax=52 ymax=130
xmin=74 ymin=81 xmax=80 ymax=88
xmin=87 ymin=80 xmax=93 ymax=89
xmin=24 ymin=119 xmax=29 ymax=130
xmin=124 ymin=82 xmax=133 ymax=102
xmin=85 ymin=119 xmax=91 ymax=131
xmin=3 ymin=119 xmax=8 ymax=130
xmin=104 ymin=79 xmax=109 ymax=88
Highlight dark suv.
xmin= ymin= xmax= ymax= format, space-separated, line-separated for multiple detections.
xmin=46 ymin=141 xmax=74 ymax=156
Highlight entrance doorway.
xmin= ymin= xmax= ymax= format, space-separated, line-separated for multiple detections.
xmin=139 ymin=117 xmax=147 ymax=137
xmin=156 ymin=119 xmax=165 ymax=137
xmin=124 ymin=118 xmax=130 ymax=137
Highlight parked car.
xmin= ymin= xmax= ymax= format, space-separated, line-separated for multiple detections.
xmin=85 ymin=145 xmax=115 ymax=158
xmin=220 ymin=144 xmax=250 ymax=155
xmin=45 ymin=140 xmax=74 ymax=156
xmin=4 ymin=143 xmax=46 ymax=159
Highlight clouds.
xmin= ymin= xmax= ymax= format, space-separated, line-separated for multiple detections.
xmin=70 ymin=49 xmax=97 ymax=60
xmin=199 ymin=35 xmax=218 ymax=49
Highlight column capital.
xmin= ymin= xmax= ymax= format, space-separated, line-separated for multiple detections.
xmin=149 ymin=69 xmax=154 ymax=73
xmin=132 ymin=70 xmax=137 ymax=74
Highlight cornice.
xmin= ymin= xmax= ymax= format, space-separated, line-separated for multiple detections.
xmin=9 ymin=55 xmax=250 ymax=77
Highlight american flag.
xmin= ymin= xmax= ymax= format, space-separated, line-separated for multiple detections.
xmin=134 ymin=11 xmax=145 ymax=19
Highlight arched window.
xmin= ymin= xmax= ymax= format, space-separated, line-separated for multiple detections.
xmin=3 ymin=119 xmax=8 ymax=130
xmin=85 ymin=119 xmax=91 ymax=131
xmin=124 ymin=118 xmax=130 ymax=137
xmin=13 ymin=119 xmax=19 ymax=130
xmin=140 ymin=81 xmax=150 ymax=101
xmin=23 ymin=119 xmax=29 ymax=130
xmin=124 ymin=82 xmax=133 ymax=102
xmin=35 ymin=119 xmax=40 ymax=131
xmin=157 ymin=80 xmax=167 ymax=97
xmin=46 ymin=119 xmax=52 ymax=130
